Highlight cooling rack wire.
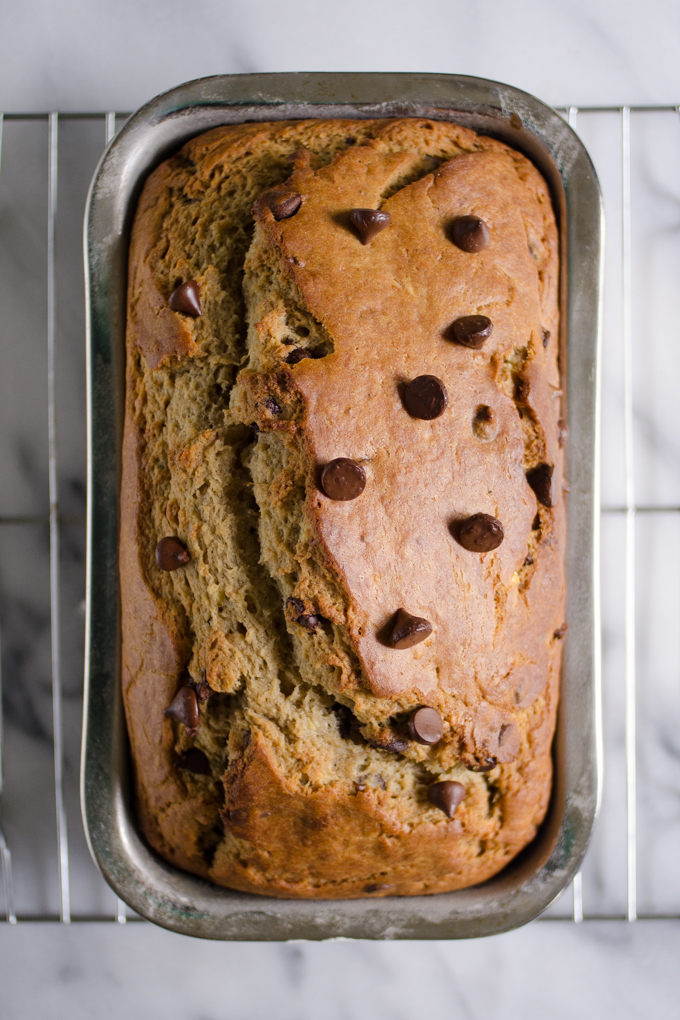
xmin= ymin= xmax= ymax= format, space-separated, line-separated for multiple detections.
xmin=1 ymin=105 xmax=679 ymax=925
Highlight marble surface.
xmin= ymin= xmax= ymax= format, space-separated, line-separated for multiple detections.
xmin=1 ymin=921 xmax=680 ymax=1020
xmin=2 ymin=0 xmax=680 ymax=111
xmin=2 ymin=0 xmax=680 ymax=1015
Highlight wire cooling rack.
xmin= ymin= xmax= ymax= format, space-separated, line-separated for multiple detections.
xmin=1 ymin=105 xmax=679 ymax=926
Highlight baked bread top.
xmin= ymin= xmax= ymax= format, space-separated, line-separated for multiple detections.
xmin=122 ymin=117 xmax=565 ymax=899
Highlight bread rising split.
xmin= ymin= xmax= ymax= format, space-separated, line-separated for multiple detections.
xmin=122 ymin=117 xmax=564 ymax=898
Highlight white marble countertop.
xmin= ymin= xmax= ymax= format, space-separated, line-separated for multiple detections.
xmin=2 ymin=0 xmax=680 ymax=1016
xmin=2 ymin=0 xmax=680 ymax=111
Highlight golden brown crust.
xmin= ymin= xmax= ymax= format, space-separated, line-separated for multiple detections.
xmin=121 ymin=118 xmax=564 ymax=899
xmin=217 ymin=732 xmax=552 ymax=898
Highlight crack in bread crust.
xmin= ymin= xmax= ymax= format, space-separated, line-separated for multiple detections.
xmin=122 ymin=118 xmax=564 ymax=899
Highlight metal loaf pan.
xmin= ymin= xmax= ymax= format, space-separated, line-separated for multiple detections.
xmin=82 ymin=72 xmax=603 ymax=940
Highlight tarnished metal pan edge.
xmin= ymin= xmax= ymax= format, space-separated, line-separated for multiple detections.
xmin=82 ymin=72 xmax=603 ymax=940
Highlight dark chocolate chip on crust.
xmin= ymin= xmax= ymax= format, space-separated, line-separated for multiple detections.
xmin=450 ymin=216 xmax=490 ymax=253
xmin=472 ymin=405 xmax=499 ymax=441
xmin=263 ymin=395 xmax=281 ymax=414
xmin=450 ymin=315 xmax=493 ymax=349
xmin=320 ymin=458 xmax=366 ymax=501
xmin=403 ymin=375 xmax=448 ymax=420
xmin=542 ymin=328 xmax=551 ymax=347
xmin=526 ymin=463 xmax=554 ymax=507
xmin=455 ymin=514 xmax=504 ymax=553
xmin=164 ymin=685 xmax=200 ymax=737
xmin=168 ymin=280 xmax=201 ymax=317
xmin=428 ymin=780 xmax=466 ymax=817
xmin=298 ymin=613 xmax=320 ymax=631
xmin=174 ymin=748 xmax=211 ymax=775
xmin=554 ymin=622 xmax=569 ymax=639
xmin=286 ymin=348 xmax=314 ymax=365
xmin=387 ymin=608 xmax=433 ymax=649
xmin=265 ymin=189 xmax=302 ymax=221
xmin=467 ymin=756 xmax=498 ymax=773
xmin=286 ymin=596 xmax=320 ymax=632
xmin=194 ymin=674 xmax=214 ymax=702
xmin=155 ymin=536 xmax=190 ymax=571
xmin=408 ymin=707 xmax=444 ymax=745
xmin=226 ymin=808 xmax=248 ymax=825
xmin=368 ymin=735 xmax=409 ymax=754
xmin=349 ymin=208 xmax=391 ymax=245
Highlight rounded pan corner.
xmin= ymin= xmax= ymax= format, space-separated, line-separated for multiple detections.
xmin=83 ymin=72 xmax=603 ymax=940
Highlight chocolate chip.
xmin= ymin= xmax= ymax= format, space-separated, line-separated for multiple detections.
xmin=168 ymin=280 xmax=201 ymax=317
xmin=164 ymin=685 xmax=199 ymax=737
xmin=450 ymin=216 xmax=490 ymax=253
xmin=450 ymin=315 xmax=493 ymax=349
xmin=428 ymin=780 xmax=466 ymax=817
xmin=387 ymin=608 xmax=433 ymax=649
xmin=554 ymin=622 xmax=568 ymax=639
xmin=174 ymin=748 xmax=210 ymax=775
xmin=542 ymin=328 xmax=551 ymax=348
xmin=286 ymin=595 xmax=320 ymax=631
xmin=266 ymin=189 xmax=302 ymax=220
xmin=408 ymin=707 xmax=444 ymax=745
xmin=226 ymin=808 xmax=248 ymax=824
xmin=320 ymin=458 xmax=366 ymax=501
xmin=369 ymin=735 xmax=409 ymax=754
xmin=523 ymin=555 xmax=534 ymax=567
xmin=385 ymin=738 xmax=408 ymax=753
xmin=363 ymin=883 xmax=390 ymax=893
xmin=155 ymin=536 xmax=190 ymax=571
xmin=526 ymin=463 xmax=554 ymax=507
xmin=456 ymin=514 xmax=504 ymax=552
xmin=558 ymin=419 xmax=569 ymax=447
xmin=403 ymin=375 xmax=448 ymax=420
xmin=263 ymin=395 xmax=280 ymax=414
xmin=349 ymin=208 xmax=391 ymax=245
xmin=194 ymin=674 xmax=214 ymax=702
xmin=472 ymin=405 xmax=499 ymax=442
xmin=286 ymin=348 xmax=313 ymax=365
xmin=467 ymin=757 xmax=498 ymax=773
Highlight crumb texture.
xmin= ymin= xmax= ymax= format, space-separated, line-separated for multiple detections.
xmin=122 ymin=117 xmax=564 ymax=899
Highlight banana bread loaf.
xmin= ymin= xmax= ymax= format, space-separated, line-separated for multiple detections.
xmin=121 ymin=116 xmax=565 ymax=899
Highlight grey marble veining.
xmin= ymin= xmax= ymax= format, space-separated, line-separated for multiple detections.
xmin=1 ymin=920 xmax=680 ymax=1019
xmin=2 ymin=0 xmax=680 ymax=111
